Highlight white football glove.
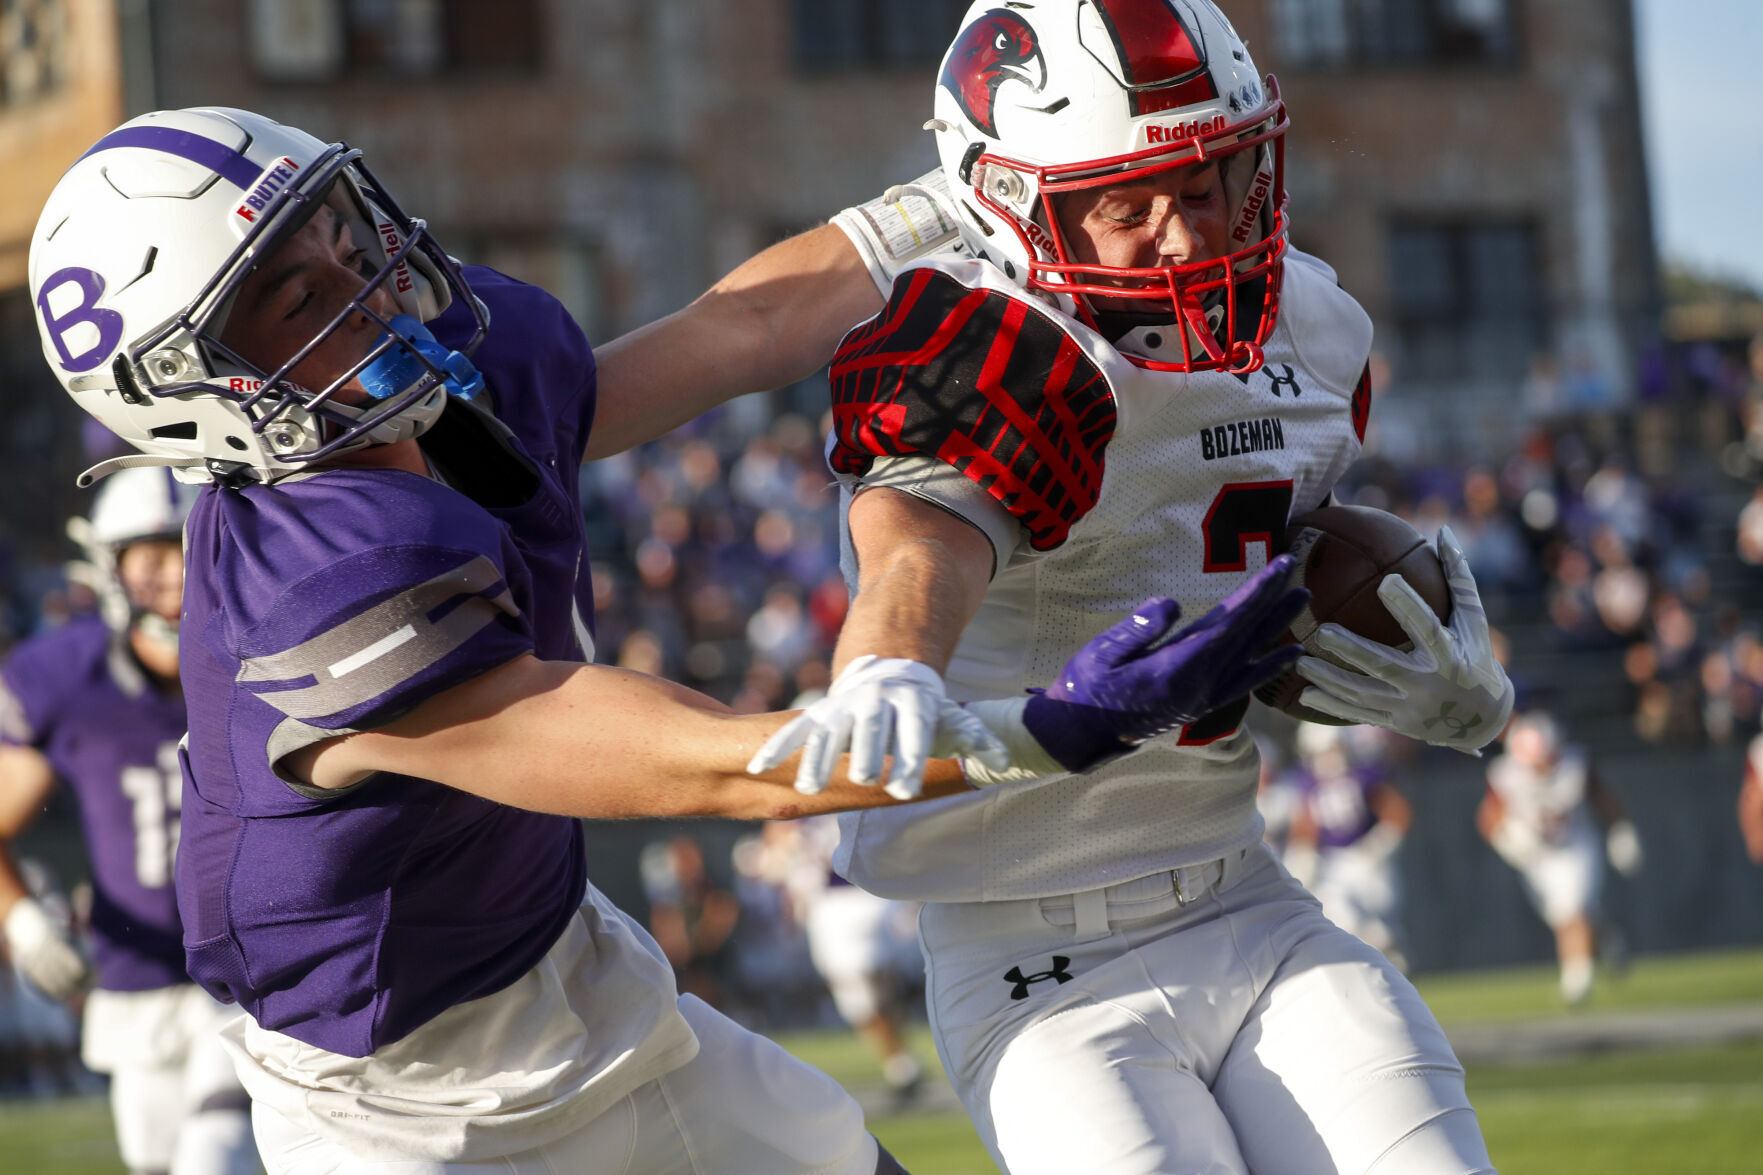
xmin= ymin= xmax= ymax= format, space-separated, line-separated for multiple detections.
xmin=3 ymin=896 xmax=90 ymax=1001
xmin=1294 ymin=525 xmax=1515 ymax=755
xmin=1606 ymin=820 xmax=1644 ymax=876
xmin=747 ymin=655 xmax=1009 ymax=800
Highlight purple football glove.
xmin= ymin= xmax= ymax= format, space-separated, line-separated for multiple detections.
xmin=1022 ymin=555 xmax=1308 ymax=773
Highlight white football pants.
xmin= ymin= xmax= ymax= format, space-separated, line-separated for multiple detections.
xmin=250 ymin=994 xmax=877 ymax=1175
xmin=919 ymin=842 xmax=1495 ymax=1175
xmin=83 ymin=985 xmax=257 ymax=1175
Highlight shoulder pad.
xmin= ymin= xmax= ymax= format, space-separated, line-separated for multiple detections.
xmin=828 ymin=263 xmax=1116 ymax=551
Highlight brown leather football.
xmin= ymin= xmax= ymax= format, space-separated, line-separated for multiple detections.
xmin=1255 ymin=505 xmax=1452 ymax=724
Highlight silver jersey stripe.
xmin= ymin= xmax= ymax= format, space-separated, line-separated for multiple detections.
xmin=238 ymin=555 xmax=520 ymax=722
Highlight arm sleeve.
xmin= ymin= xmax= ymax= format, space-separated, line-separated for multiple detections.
xmin=854 ymin=455 xmax=1023 ymax=579
xmin=828 ymin=266 xmax=1117 ymax=552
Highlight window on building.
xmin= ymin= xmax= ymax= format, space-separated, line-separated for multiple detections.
xmin=792 ymin=0 xmax=969 ymax=73
xmin=1271 ymin=0 xmax=1517 ymax=69
xmin=249 ymin=0 xmax=540 ymax=80
xmin=0 ymin=0 xmax=68 ymax=106
xmin=1387 ymin=220 xmax=1544 ymax=384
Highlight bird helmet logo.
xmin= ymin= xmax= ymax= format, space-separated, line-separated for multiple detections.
xmin=942 ymin=10 xmax=1047 ymax=137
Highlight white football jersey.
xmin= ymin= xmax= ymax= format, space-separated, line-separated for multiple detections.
xmin=1486 ymin=747 xmax=1595 ymax=846
xmin=829 ymin=250 xmax=1375 ymax=901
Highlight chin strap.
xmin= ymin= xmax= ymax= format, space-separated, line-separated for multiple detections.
xmin=77 ymin=453 xmax=210 ymax=489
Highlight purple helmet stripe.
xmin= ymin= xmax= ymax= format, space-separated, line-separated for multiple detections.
xmin=78 ymin=126 xmax=263 ymax=191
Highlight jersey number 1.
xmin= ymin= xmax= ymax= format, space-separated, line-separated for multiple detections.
xmin=119 ymin=742 xmax=183 ymax=889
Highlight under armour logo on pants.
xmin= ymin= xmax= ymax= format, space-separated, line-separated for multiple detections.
xmin=1004 ymin=956 xmax=1074 ymax=1000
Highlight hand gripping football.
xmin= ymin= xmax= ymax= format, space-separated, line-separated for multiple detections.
xmin=1254 ymin=505 xmax=1452 ymax=724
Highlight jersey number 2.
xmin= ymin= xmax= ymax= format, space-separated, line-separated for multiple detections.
xmin=1181 ymin=480 xmax=1295 ymax=745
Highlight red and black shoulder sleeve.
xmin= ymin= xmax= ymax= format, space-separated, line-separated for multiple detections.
xmin=828 ymin=267 xmax=1117 ymax=551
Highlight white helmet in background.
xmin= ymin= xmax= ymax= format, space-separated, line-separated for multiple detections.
xmin=66 ymin=466 xmax=198 ymax=637
xmin=930 ymin=0 xmax=1287 ymax=373
xmin=1505 ymin=711 xmax=1564 ymax=767
xmin=29 ymin=107 xmax=487 ymax=488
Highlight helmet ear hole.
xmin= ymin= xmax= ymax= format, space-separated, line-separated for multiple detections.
xmin=112 ymin=356 xmax=149 ymax=405
xmin=958 ymin=141 xmax=985 ymax=185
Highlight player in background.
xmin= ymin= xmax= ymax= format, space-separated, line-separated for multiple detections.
xmin=639 ymin=833 xmax=741 ymax=1007
xmin=29 ymin=106 xmax=1304 ymax=1175
xmin=1741 ymin=734 xmax=1763 ymax=865
xmin=1479 ymin=709 xmax=1643 ymax=1005
xmin=1282 ymin=723 xmax=1413 ymax=972
xmin=1252 ymin=731 xmax=1299 ymax=858
xmin=751 ymin=3 xmax=1514 ymax=1171
xmin=0 ymin=467 xmax=257 ymax=1175
xmin=747 ymin=816 xmax=927 ymax=1105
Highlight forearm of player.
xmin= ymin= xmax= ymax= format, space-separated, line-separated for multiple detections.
xmin=835 ymin=488 xmax=994 ymax=674
xmin=0 ymin=745 xmax=54 ymax=918
xmin=587 ymin=224 xmax=884 ymax=460
xmin=290 ymin=656 xmax=968 ymax=820
xmin=0 ymin=744 xmax=55 ymax=841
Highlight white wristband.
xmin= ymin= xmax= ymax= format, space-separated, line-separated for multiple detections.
xmin=831 ymin=168 xmax=963 ymax=297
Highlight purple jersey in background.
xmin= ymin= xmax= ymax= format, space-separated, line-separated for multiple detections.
xmin=1294 ymin=767 xmax=1383 ymax=851
xmin=0 ymin=615 xmax=189 ymax=991
xmin=177 ymin=268 xmax=599 ymax=1058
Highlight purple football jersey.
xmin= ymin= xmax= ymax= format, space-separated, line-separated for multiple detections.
xmin=1295 ymin=766 xmax=1383 ymax=851
xmin=176 ymin=268 xmax=598 ymax=1057
xmin=0 ymin=615 xmax=189 ymax=991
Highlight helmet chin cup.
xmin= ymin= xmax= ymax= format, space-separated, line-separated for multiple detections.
xmin=1227 ymin=341 xmax=1264 ymax=374
xmin=359 ymin=314 xmax=485 ymax=403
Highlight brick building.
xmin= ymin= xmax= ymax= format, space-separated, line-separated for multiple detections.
xmin=0 ymin=0 xmax=1659 ymax=570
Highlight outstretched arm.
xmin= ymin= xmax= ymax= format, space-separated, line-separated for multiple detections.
xmin=751 ymin=487 xmax=1310 ymax=798
xmin=588 ymin=224 xmax=883 ymax=460
xmin=0 ymin=744 xmax=55 ymax=919
xmin=287 ymin=653 xmax=970 ymax=822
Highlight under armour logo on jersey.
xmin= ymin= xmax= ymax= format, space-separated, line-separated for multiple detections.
xmin=1004 ymin=956 xmax=1073 ymax=1000
xmin=1263 ymin=364 xmax=1303 ymax=398
xmin=1423 ymin=700 xmax=1484 ymax=740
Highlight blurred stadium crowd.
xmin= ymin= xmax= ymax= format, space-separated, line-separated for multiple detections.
xmin=3 ymin=326 xmax=1761 ymax=1090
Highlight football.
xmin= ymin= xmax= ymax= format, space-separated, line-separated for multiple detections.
xmin=1254 ymin=505 xmax=1453 ymax=724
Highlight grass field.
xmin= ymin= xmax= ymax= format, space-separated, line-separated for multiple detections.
xmin=4 ymin=947 xmax=1760 ymax=1174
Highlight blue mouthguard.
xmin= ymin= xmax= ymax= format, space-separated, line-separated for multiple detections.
xmin=358 ymin=314 xmax=484 ymax=402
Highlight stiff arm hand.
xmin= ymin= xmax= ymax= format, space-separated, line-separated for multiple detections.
xmin=747 ymin=656 xmax=1008 ymax=801
xmin=1007 ymin=554 xmax=1308 ymax=773
xmin=751 ymin=555 xmax=1307 ymax=794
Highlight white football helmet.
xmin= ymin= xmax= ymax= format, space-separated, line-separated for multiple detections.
xmin=66 ymin=465 xmax=197 ymax=637
xmin=28 ymin=107 xmax=487 ymax=487
xmin=930 ymin=0 xmax=1288 ymax=373
xmin=1505 ymin=711 xmax=1564 ymax=767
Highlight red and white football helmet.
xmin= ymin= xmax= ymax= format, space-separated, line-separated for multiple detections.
xmin=931 ymin=0 xmax=1288 ymax=373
